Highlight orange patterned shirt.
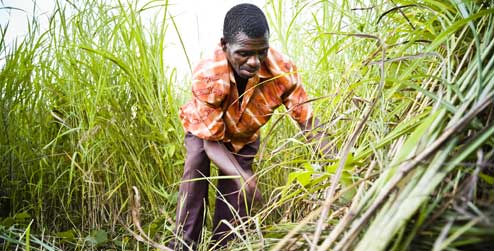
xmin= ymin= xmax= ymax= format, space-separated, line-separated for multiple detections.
xmin=179 ymin=45 xmax=313 ymax=152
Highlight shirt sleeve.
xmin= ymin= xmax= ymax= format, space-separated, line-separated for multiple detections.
xmin=179 ymin=59 xmax=230 ymax=141
xmin=282 ymin=62 xmax=313 ymax=125
xmin=191 ymin=59 xmax=229 ymax=107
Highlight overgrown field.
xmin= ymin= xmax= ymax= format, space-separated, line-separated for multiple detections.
xmin=1 ymin=0 xmax=493 ymax=250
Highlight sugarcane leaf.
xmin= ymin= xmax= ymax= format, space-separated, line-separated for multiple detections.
xmin=390 ymin=110 xmax=440 ymax=167
xmin=447 ymin=126 xmax=494 ymax=171
xmin=355 ymin=111 xmax=430 ymax=161
xmin=479 ymin=173 xmax=494 ymax=185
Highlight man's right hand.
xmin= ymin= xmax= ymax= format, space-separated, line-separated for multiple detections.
xmin=241 ymin=173 xmax=263 ymax=203
xmin=203 ymin=140 xmax=262 ymax=203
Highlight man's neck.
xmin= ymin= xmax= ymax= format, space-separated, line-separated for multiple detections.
xmin=233 ymin=71 xmax=248 ymax=101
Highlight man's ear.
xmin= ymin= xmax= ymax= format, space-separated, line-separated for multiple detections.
xmin=220 ymin=37 xmax=227 ymax=51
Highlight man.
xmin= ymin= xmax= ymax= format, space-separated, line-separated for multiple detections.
xmin=172 ymin=3 xmax=329 ymax=250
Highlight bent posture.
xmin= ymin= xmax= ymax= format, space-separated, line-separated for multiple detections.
xmin=171 ymin=3 xmax=329 ymax=250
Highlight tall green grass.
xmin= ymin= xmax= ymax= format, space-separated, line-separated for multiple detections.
xmin=1 ymin=0 xmax=184 ymax=249
xmin=1 ymin=0 xmax=493 ymax=250
xmin=261 ymin=0 xmax=494 ymax=250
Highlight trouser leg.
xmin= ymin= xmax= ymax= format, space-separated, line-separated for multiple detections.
xmin=211 ymin=137 xmax=260 ymax=246
xmin=172 ymin=132 xmax=210 ymax=250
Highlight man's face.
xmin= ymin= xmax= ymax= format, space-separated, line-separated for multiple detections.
xmin=221 ymin=32 xmax=269 ymax=80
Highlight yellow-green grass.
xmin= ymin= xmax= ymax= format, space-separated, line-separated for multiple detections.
xmin=1 ymin=0 xmax=493 ymax=250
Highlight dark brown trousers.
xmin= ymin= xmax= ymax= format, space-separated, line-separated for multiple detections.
xmin=172 ymin=132 xmax=260 ymax=250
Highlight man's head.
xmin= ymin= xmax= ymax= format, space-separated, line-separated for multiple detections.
xmin=221 ymin=4 xmax=270 ymax=80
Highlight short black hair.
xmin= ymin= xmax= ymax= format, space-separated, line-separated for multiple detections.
xmin=223 ymin=3 xmax=270 ymax=43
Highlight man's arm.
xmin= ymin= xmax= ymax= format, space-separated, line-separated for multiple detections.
xmin=203 ymin=140 xmax=263 ymax=202
xmin=298 ymin=117 xmax=334 ymax=158
xmin=279 ymin=69 xmax=333 ymax=158
xmin=179 ymin=59 xmax=230 ymax=141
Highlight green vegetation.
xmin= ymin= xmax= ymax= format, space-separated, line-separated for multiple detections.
xmin=1 ymin=0 xmax=493 ymax=250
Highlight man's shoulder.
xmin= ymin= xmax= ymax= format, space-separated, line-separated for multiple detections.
xmin=265 ymin=47 xmax=297 ymax=76
xmin=268 ymin=47 xmax=291 ymax=61
xmin=192 ymin=46 xmax=228 ymax=77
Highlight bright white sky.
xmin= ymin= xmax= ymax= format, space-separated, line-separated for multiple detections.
xmin=0 ymin=0 xmax=265 ymax=74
